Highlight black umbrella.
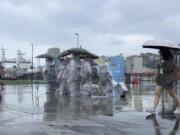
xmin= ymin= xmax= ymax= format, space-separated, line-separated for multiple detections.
xmin=58 ymin=48 xmax=98 ymax=59
xmin=58 ymin=50 xmax=70 ymax=58
xmin=36 ymin=54 xmax=53 ymax=59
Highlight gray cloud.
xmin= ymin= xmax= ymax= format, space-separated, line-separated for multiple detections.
xmin=0 ymin=0 xmax=180 ymax=58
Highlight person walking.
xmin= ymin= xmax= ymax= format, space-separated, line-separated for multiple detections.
xmin=147 ymin=48 xmax=180 ymax=114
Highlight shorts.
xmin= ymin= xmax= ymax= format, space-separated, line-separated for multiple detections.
xmin=157 ymin=81 xmax=174 ymax=90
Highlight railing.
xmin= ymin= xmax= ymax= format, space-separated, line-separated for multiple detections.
xmin=0 ymin=58 xmax=31 ymax=63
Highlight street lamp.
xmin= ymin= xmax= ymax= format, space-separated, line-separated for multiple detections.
xmin=29 ymin=44 xmax=34 ymax=82
xmin=75 ymin=33 xmax=79 ymax=48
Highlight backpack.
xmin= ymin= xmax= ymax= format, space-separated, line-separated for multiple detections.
xmin=173 ymin=64 xmax=180 ymax=80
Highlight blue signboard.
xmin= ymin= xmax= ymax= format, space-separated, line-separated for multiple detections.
xmin=109 ymin=56 xmax=124 ymax=82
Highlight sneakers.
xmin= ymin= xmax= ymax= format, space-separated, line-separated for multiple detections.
xmin=174 ymin=107 xmax=180 ymax=114
xmin=146 ymin=108 xmax=156 ymax=115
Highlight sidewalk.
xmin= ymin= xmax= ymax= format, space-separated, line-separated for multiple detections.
xmin=0 ymin=84 xmax=179 ymax=135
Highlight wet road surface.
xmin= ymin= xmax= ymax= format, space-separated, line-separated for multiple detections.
xmin=0 ymin=83 xmax=180 ymax=135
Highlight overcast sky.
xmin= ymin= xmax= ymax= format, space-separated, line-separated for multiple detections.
xmin=0 ymin=0 xmax=180 ymax=64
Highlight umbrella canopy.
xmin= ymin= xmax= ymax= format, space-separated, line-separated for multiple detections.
xmin=86 ymin=52 xmax=98 ymax=59
xmin=67 ymin=48 xmax=90 ymax=55
xmin=36 ymin=54 xmax=53 ymax=59
xmin=142 ymin=40 xmax=180 ymax=50
xmin=80 ymin=53 xmax=99 ymax=59
xmin=58 ymin=48 xmax=98 ymax=59
xmin=58 ymin=50 xmax=70 ymax=58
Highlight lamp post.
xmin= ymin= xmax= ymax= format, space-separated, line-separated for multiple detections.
xmin=154 ymin=55 xmax=156 ymax=73
xmin=30 ymin=44 xmax=34 ymax=82
xmin=75 ymin=33 xmax=79 ymax=48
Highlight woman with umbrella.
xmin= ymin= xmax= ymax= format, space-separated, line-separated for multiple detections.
xmin=143 ymin=40 xmax=180 ymax=114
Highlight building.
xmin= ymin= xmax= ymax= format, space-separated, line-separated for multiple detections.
xmin=125 ymin=53 xmax=159 ymax=84
xmin=140 ymin=53 xmax=159 ymax=69
xmin=125 ymin=53 xmax=159 ymax=74
xmin=0 ymin=46 xmax=32 ymax=78
xmin=109 ymin=56 xmax=124 ymax=82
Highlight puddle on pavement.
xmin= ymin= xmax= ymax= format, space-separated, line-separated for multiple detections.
xmin=0 ymin=83 xmax=180 ymax=135
xmin=0 ymin=83 xmax=156 ymax=119
xmin=0 ymin=84 xmax=155 ymax=120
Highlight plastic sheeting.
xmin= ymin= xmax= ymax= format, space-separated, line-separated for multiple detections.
xmin=112 ymin=80 xmax=128 ymax=97
xmin=57 ymin=56 xmax=127 ymax=97
xmin=99 ymin=63 xmax=113 ymax=96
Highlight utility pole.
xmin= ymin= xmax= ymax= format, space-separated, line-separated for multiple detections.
xmin=75 ymin=33 xmax=79 ymax=48
xmin=30 ymin=44 xmax=34 ymax=82
xmin=154 ymin=55 xmax=156 ymax=73
xmin=0 ymin=45 xmax=7 ymax=63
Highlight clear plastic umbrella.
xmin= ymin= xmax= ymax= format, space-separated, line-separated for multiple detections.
xmin=142 ymin=40 xmax=180 ymax=50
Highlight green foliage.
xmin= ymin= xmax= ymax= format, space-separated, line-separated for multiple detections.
xmin=0 ymin=80 xmax=45 ymax=85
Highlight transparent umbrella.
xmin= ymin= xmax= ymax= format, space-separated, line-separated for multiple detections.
xmin=142 ymin=40 xmax=180 ymax=50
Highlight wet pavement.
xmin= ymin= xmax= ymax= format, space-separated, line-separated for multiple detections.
xmin=0 ymin=83 xmax=180 ymax=135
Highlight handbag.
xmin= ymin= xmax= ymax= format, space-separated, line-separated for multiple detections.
xmin=153 ymin=72 xmax=159 ymax=82
xmin=153 ymin=62 xmax=161 ymax=82
xmin=173 ymin=64 xmax=180 ymax=80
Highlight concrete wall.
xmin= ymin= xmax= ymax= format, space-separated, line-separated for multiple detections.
xmin=124 ymin=60 xmax=132 ymax=74
xmin=133 ymin=57 xmax=143 ymax=73
xmin=125 ymin=56 xmax=154 ymax=74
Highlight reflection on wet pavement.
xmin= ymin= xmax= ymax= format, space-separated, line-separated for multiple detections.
xmin=0 ymin=83 xmax=180 ymax=135
xmin=146 ymin=114 xmax=180 ymax=135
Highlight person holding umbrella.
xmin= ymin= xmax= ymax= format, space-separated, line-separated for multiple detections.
xmin=143 ymin=40 xmax=180 ymax=114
